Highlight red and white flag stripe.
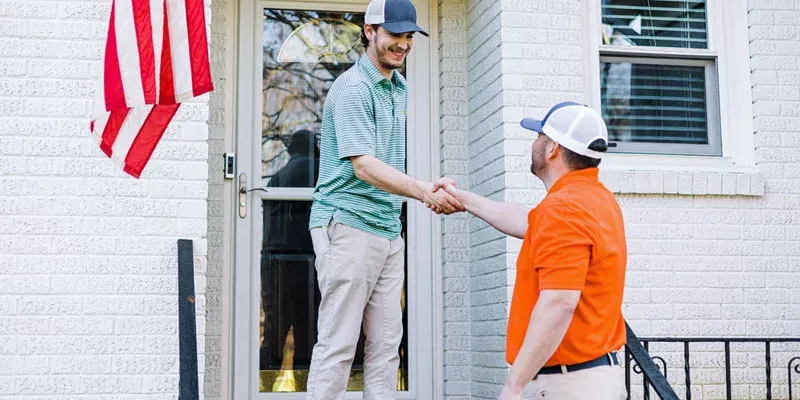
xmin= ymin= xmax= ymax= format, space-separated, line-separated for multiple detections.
xmin=90 ymin=0 xmax=212 ymax=178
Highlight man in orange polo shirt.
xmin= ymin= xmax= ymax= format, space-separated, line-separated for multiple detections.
xmin=434 ymin=101 xmax=627 ymax=399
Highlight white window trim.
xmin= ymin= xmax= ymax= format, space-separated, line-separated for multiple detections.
xmin=581 ymin=0 xmax=758 ymax=178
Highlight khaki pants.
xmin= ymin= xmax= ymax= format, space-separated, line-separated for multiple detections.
xmin=306 ymin=222 xmax=405 ymax=400
xmin=523 ymin=364 xmax=627 ymax=400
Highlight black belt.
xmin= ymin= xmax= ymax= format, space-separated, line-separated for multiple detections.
xmin=537 ymin=352 xmax=619 ymax=376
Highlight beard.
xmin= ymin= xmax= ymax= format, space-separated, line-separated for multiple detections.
xmin=530 ymin=146 xmax=546 ymax=177
xmin=375 ymin=42 xmax=408 ymax=70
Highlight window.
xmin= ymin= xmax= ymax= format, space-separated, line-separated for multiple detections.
xmin=584 ymin=0 xmax=754 ymax=162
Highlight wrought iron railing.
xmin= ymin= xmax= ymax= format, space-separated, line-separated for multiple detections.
xmin=624 ymin=323 xmax=800 ymax=400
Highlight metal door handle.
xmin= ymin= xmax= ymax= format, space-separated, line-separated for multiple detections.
xmin=238 ymin=173 xmax=247 ymax=218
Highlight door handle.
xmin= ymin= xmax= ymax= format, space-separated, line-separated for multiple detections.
xmin=238 ymin=173 xmax=247 ymax=218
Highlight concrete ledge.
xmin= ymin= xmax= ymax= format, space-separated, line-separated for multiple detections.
xmin=599 ymin=170 xmax=766 ymax=197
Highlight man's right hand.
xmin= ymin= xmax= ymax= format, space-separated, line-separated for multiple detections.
xmin=419 ymin=180 xmax=464 ymax=215
xmin=432 ymin=177 xmax=462 ymax=202
xmin=429 ymin=176 xmax=531 ymax=239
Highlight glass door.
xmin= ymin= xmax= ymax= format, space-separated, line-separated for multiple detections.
xmin=258 ymin=9 xmax=408 ymax=394
xmin=233 ymin=1 xmax=437 ymax=399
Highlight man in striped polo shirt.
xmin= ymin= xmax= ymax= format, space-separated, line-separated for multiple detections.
xmin=306 ymin=0 xmax=463 ymax=399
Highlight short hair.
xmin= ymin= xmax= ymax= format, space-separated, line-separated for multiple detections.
xmin=560 ymin=139 xmax=607 ymax=170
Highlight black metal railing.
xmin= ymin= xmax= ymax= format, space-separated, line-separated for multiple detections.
xmin=624 ymin=323 xmax=800 ymax=400
xmin=625 ymin=322 xmax=680 ymax=400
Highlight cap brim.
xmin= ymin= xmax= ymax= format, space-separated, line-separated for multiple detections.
xmin=381 ymin=21 xmax=429 ymax=37
xmin=520 ymin=118 xmax=544 ymax=133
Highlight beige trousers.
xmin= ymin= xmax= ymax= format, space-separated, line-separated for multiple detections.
xmin=305 ymin=222 xmax=405 ymax=400
xmin=523 ymin=364 xmax=628 ymax=400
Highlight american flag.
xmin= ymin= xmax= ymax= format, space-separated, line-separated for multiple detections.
xmin=90 ymin=0 xmax=213 ymax=179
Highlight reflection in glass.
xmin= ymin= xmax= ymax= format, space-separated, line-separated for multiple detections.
xmin=261 ymin=9 xmax=364 ymax=188
xmin=259 ymin=200 xmax=409 ymax=393
xmin=601 ymin=62 xmax=708 ymax=145
xmin=258 ymin=8 xmax=408 ymax=393
xmin=601 ymin=0 xmax=707 ymax=49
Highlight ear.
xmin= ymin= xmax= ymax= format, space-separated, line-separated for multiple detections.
xmin=547 ymin=141 xmax=560 ymax=161
xmin=365 ymin=24 xmax=377 ymax=41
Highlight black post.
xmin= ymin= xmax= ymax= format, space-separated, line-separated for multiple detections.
xmin=178 ymin=239 xmax=199 ymax=400
xmin=724 ymin=341 xmax=731 ymax=400
xmin=625 ymin=351 xmax=631 ymax=400
xmin=766 ymin=341 xmax=772 ymax=400
xmin=684 ymin=341 xmax=691 ymax=400
xmin=643 ymin=341 xmax=650 ymax=400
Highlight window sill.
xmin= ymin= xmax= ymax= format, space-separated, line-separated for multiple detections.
xmin=597 ymin=153 xmax=764 ymax=197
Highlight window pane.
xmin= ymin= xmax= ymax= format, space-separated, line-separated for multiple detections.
xmin=258 ymin=200 xmax=409 ymax=393
xmin=600 ymin=62 xmax=709 ymax=145
xmin=261 ymin=9 xmax=365 ymax=188
xmin=601 ymin=0 xmax=708 ymax=49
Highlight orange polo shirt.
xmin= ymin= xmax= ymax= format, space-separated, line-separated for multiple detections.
xmin=506 ymin=167 xmax=627 ymax=367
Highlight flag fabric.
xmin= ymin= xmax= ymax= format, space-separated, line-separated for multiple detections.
xmin=90 ymin=0 xmax=213 ymax=179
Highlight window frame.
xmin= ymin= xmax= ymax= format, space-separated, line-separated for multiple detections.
xmin=582 ymin=0 xmax=756 ymax=171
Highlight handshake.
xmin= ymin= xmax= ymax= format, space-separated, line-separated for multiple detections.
xmin=419 ymin=177 xmax=465 ymax=215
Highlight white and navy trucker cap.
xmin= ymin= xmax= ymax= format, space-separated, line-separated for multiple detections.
xmin=365 ymin=0 xmax=429 ymax=37
xmin=520 ymin=101 xmax=609 ymax=159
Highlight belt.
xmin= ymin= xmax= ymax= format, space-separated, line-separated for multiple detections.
xmin=536 ymin=352 xmax=619 ymax=376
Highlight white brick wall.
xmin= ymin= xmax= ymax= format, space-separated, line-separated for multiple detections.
xmin=549 ymin=1 xmax=800 ymax=399
xmin=0 ymin=0 xmax=211 ymax=398
xmin=620 ymin=0 xmax=800 ymax=334
xmin=464 ymin=0 xmax=509 ymax=397
xmin=203 ymin=0 xmax=229 ymax=397
xmin=438 ymin=0 xmax=471 ymax=398
xmin=442 ymin=0 xmax=800 ymax=399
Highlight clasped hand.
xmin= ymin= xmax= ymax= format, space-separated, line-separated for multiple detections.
xmin=421 ymin=177 xmax=465 ymax=215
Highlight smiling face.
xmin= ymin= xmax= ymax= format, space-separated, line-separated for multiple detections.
xmin=365 ymin=25 xmax=414 ymax=73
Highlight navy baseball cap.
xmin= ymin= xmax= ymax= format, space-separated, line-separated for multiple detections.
xmin=521 ymin=101 xmax=609 ymax=159
xmin=365 ymin=0 xmax=429 ymax=37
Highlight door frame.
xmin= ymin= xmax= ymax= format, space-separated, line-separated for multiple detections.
xmin=230 ymin=0 xmax=443 ymax=398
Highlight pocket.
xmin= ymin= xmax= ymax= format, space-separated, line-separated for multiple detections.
xmin=310 ymin=228 xmax=328 ymax=274
xmin=326 ymin=221 xmax=340 ymax=242
xmin=526 ymin=379 xmax=548 ymax=399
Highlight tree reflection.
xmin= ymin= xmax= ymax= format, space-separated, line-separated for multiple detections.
xmin=261 ymin=10 xmax=364 ymax=187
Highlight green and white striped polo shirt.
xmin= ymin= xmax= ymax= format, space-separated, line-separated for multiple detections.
xmin=308 ymin=53 xmax=407 ymax=240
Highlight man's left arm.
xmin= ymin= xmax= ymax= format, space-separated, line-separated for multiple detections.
xmin=500 ymin=289 xmax=580 ymax=396
xmin=500 ymin=205 xmax=590 ymax=398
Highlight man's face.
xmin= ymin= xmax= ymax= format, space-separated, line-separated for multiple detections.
xmin=367 ymin=25 xmax=414 ymax=70
xmin=530 ymin=133 xmax=551 ymax=178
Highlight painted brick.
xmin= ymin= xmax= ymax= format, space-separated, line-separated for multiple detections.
xmin=466 ymin=2 xmax=510 ymax=397
xmin=0 ymin=1 xmax=211 ymax=398
xmin=18 ymin=337 xmax=82 ymax=356
xmin=113 ymin=356 xmax=179 ymax=374
xmin=663 ymin=172 xmax=679 ymax=193
xmin=441 ymin=0 xmax=473 ymax=396
xmin=50 ymin=356 xmax=113 ymax=374
xmin=52 ymin=317 xmax=114 ymax=335
xmin=0 ymin=356 xmax=50 ymax=375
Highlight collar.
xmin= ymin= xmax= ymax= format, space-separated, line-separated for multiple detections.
xmin=358 ymin=53 xmax=406 ymax=89
xmin=548 ymin=167 xmax=600 ymax=194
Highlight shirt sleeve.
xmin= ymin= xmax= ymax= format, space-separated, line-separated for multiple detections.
xmin=333 ymin=83 xmax=376 ymax=160
xmin=530 ymin=205 xmax=593 ymax=291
